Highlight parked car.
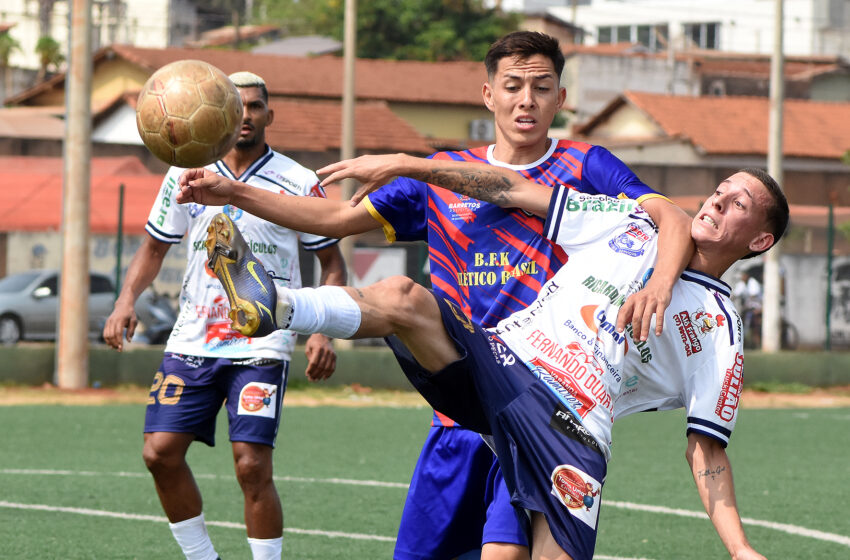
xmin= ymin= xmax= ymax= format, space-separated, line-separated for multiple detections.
xmin=0 ymin=269 xmax=116 ymax=345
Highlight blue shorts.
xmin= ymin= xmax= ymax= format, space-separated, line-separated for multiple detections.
xmin=144 ymin=353 xmax=289 ymax=447
xmin=387 ymin=295 xmax=607 ymax=560
xmin=394 ymin=426 xmax=527 ymax=560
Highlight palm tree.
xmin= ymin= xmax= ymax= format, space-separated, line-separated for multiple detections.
xmin=0 ymin=31 xmax=20 ymax=100
xmin=35 ymin=35 xmax=63 ymax=82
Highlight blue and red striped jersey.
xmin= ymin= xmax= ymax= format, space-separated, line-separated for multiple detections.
xmin=364 ymin=139 xmax=664 ymax=427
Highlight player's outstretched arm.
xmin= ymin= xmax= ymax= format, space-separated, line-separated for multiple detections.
xmin=686 ymin=434 xmax=766 ymax=560
xmin=319 ymin=154 xmax=552 ymax=216
xmin=616 ymin=197 xmax=694 ymax=340
xmin=176 ymin=168 xmax=379 ymax=239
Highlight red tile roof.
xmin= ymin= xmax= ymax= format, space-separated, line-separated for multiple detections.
xmin=9 ymin=45 xmax=487 ymax=108
xmin=563 ymin=43 xmax=845 ymax=80
xmin=266 ymin=99 xmax=431 ymax=154
xmin=0 ymin=173 xmax=160 ymax=234
xmin=185 ymin=24 xmax=280 ymax=48
xmin=578 ymin=91 xmax=850 ymax=159
xmin=113 ymin=44 xmax=486 ymax=105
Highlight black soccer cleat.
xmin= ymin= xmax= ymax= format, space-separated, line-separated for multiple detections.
xmin=205 ymin=212 xmax=278 ymax=338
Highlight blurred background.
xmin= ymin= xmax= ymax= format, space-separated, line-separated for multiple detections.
xmin=0 ymin=0 xmax=849 ymax=352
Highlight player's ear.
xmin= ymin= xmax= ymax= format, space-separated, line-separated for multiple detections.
xmin=557 ymin=86 xmax=566 ymax=110
xmin=748 ymin=231 xmax=774 ymax=254
xmin=482 ymin=81 xmax=495 ymax=113
xmin=266 ymin=107 xmax=274 ymax=126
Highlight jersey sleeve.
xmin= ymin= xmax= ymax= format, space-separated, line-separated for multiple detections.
xmin=145 ymin=167 xmax=189 ymax=244
xmin=684 ymin=347 xmax=744 ymax=447
xmin=362 ymin=175 xmax=429 ymax=243
xmin=543 ymin=185 xmax=644 ymax=251
xmin=582 ymin=146 xmax=668 ymax=205
xmin=297 ymin=177 xmax=340 ymax=252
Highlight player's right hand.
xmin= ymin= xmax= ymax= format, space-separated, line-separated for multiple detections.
xmin=103 ymin=300 xmax=138 ymax=352
xmin=318 ymin=154 xmax=406 ymax=206
xmin=176 ymin=168 xmax=238 ymax=206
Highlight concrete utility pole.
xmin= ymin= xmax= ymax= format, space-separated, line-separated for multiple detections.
xmin=337 ymin=0 xmax=356 ymax=349
xmin=763 ymin=0 xmax=784 ymax=352
xmin=57 ymin=0 xmax=93 ymax=388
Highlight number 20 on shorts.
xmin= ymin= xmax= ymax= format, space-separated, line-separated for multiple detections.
xmin=148 ymin=371 xmax=186 ymax=405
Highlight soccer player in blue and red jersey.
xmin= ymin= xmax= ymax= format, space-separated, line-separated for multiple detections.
xmin=177 ymin=32 xmax=693 ymax=560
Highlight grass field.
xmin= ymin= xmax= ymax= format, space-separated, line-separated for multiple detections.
xmin=0 ymin=389 xmax=848 ymax=559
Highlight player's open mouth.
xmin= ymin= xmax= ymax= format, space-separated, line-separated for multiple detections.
xmin=700 ymin=215 xmax=718 ymax=228
xmin=515 ymin=117 xmax=536 ymax=130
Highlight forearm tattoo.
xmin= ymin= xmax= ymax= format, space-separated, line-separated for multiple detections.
xmin=697 ymin=465 xmax=727 ymax=481
xmin=412 ymin=167 xmax=516 ymax=206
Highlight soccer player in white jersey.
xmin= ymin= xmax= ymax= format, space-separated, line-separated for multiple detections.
xmin=181 ymin=153 xmax=786 ymax=560
xmin=103 ymin=72 xmax=346 ymax=560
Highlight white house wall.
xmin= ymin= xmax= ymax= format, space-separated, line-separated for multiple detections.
xmin=551 ymin=0 xmax=844 ymax=57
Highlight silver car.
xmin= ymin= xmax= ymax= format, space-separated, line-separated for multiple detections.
xmin=0 ymin=269 xmax=116 ymax=344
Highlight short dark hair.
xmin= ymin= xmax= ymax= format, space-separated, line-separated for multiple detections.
xmin=484 ymin=31 xmax=565 ymax=79
xmin=739 ymin=167 xmax=789 ymax=259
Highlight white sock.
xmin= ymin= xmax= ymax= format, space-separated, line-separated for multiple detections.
xmin=168 ymin=513 xmax=219 ymax=560
xmin=276 ymin=286 xmax=362 ymax=339
xmin=248 ymin=536 xmax=283 ymax=559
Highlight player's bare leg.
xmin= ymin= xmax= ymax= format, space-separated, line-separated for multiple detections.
xmin=232 ymin=441 xmax=282 ymax=538
xmin=530 ymin=512 xmax=571 ymax=560
xmin=142 ymin=432 xmax=203 ymax=521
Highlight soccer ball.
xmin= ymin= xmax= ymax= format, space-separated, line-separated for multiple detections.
xmin=136 ymin=59 xmax=243 ymax=168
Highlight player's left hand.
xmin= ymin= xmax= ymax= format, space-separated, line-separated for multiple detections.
xmin=616 ymin=279 xmax=672 ymax=341
xmin=304 ymin=333 xmax=337 ymax=381
xmin=318 ymin=154 xmax=404 ymax=205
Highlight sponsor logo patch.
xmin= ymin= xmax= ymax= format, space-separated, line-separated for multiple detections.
xmin=549 ymin=406 xmax=602 ymax=455
xmin=238 ymin=382 xmax=278 ymax=418
xmin=550 ymin=464 xmax=602 ymax=528
xmin=691 ymin=308 xmax=725 ymax=336
xmin=674 ymin=310 xmax=703 ymax=356
xmin=715 ymin=352 xmax=744 ymax=421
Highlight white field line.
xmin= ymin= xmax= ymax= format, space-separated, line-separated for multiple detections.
xmin=2 ymin=469 xmax=849 ymax=548
xmin=606 ymin=501 xmax=850 ymax=548
xmin=0 ymin=500 xmax=394 ymax=542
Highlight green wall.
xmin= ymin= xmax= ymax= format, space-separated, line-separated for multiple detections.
xmin=1 ymin=345 xmax=848 ymax=389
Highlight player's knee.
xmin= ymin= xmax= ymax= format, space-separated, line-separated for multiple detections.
xmin=374 ymin=276 xmax=427 ymax=327
xmin=233 ymin=450 xmax=272 ymax=488
xmin=142 ymin=440 xmax=181 ymax=474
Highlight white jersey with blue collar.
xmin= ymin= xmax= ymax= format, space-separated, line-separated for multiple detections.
xmin=144 ymin=146 xmax=338 ymax=360
xmin=491 ymin=186 xmax=742 ymax=460
xmin=615 ymin=268 xmax=743 ymax=448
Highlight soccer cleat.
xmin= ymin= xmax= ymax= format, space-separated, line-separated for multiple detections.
xmin=205 ymin=212 xmax=278 ymax=338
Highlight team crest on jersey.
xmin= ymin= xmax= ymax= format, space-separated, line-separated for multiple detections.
xmin=223 ymin=204 xmax=244 ymax=221
xmin=550 ymin=465 xmax=602 ymax=528
xmin=608 ymin=222 xmax=651 ymax=257
xmin=186 ymin=203 xmax=206 ymax=218
xmin=238 ymin=382 xmax=278 ymax=418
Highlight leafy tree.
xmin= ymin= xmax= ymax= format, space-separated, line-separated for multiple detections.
xmin=256 ymin=0 xmax=518 ymax=61
xmin=35 ymin=35 xmax=63 ymax=81
xmin=0 ymin=31 xmax=20 ymax=99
